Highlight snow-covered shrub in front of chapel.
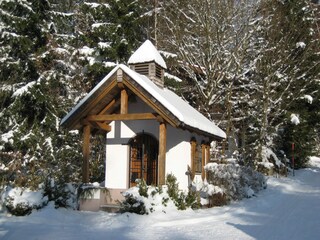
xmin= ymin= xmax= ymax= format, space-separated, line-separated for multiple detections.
xmin=1 ymin=186 xmax=48 ymax=216
xmin=204 ymin=162 xmax=266 ymax=203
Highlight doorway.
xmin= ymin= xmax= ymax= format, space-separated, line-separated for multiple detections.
xmin=129 ymin=133 xmax=158 ymax=187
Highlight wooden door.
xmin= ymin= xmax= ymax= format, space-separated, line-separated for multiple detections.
xmin=129 ymin=133 xmax=158 ymax=187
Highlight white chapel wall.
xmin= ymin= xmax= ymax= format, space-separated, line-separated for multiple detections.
xmin=105 ymin=97 xmax=210 ymax=191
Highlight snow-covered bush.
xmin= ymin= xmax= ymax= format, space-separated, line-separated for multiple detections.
xmin=44 ymin=179 xmax=78 ymax=209
xmin=120 ymin=176 xmax=200 ymax=215
xmin=256 ymin=147 xmax=286 ymax=175
xmin=193 ymin=181 xmax=227 ymax=207
xmin=120 ymin=179 xmax=164 ymax=215
xmin=0 ymin=178 xmax=79 ymax=215
xmin=205 ymin=162 xmax=266 ymax=203
xmin=1 ymin=187 xmax=48 ymax=216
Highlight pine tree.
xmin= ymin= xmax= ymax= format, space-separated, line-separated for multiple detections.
xmin=0 ymin=0 xmax=150 ymax=194
xmin=0 ymin=0 xmax=84 ymax=190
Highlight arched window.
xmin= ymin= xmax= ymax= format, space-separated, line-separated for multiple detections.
xmin=191 ymin=138 xmax=210 ymax=180
xmin=128 ymin=133 xmax=158 ymax=187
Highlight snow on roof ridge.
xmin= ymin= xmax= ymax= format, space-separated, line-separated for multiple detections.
xmin=127 ymin=40 xmax=167 ymax=69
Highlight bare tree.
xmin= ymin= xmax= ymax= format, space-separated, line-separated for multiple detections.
xmin=158 ymin=0 xmax=261 ymax=156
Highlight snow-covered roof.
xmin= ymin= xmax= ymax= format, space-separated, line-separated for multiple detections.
xmin=61 ymin=64 xmax=226 ymax=139
xmin=120 ymin=65 xmax=225 ymax=138
xmin=128 ymin=40 xmax=167 ymax=69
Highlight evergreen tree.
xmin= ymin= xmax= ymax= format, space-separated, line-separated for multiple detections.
xmin=0 ymin=0 xmax=150 ymax=195
xmin=0 ymin=0 xmax=83 ymax=190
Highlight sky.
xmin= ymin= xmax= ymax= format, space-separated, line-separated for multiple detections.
xmin=0 ymin=157 xmax=319 ymax=240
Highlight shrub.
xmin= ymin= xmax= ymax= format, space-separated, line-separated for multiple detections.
xmin=44 ymin=178 xmax=78 ymax=209
xmin=137 ymin=179 xmax=148 ymax=198
xmin=1 ymin=187 xmax=48 ymax=216
xmin=205 ymin=162 xmax=266 ymax=202
xmin=193 ymin=181 xmax=227 ymax=207
xmin=166 ymin=174 xmax=200 ymax=210
xmin=119 ymin=179 xmax=148 ymax=215
xmin=208 ymin=192 xmax=227 ymax=207
xmin=119 ymin=193 xmax=147 ymax=215
xmin=120 ymin=175 xmax=201 ymax=214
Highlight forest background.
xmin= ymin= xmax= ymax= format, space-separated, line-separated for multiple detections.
xmin=0 ymin=0 xmax=319 ymax=201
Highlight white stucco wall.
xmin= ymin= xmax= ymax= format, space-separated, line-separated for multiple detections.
xmin=105 ymin=97 xmax=210 ymax=191
xmin=105 ymin=143 xmax=128 ymax=189
xmin=165 ymin=125 xmax=191 ymax=190
xmin=166 ymin=125 xmax=209 ymax=190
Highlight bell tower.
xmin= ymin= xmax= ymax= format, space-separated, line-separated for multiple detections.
xmin=128 ymin=40 xmax=167 ymax=88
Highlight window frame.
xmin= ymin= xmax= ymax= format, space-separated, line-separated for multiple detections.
xmin=191 ymin=138 xmax=210 ymax=180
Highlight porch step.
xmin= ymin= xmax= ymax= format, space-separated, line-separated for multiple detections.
xmin=100 ymin=204 xmax=121 ymax=213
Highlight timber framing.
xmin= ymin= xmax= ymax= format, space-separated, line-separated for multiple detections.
xmin=95 ymin=122 xmax=111 ymax=132
xmin=61 ymin=68 xmax=223 ymax=141
xmin=82 ymin=125 xmax=91 ymax=183
xmin=205 ymin=144 xmax=210 ymax=180
xmin=85 ymin=113 xmax=158 ymax=122
xmin=158 ymin=122 xmax=167 ymax=185
xmin=98 ymin=99 xmax=116 ymax=115
xmin=201 ymin=143 xmax=206 ymax=180
xmin=122 ymin=76 xmax=179 ymax=128
xmin=62 ymin=77 xmax=118 ymax=130
xmin=120 ymin=89 xmax=128 ymax=114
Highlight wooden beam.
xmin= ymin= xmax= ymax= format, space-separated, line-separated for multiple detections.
xmin=82 ymin=125 xmax=91 ymax=183
xmin=201 ymin=143 xmax=206 ymax=181
xmin=96 ymin=122 xmax=111 ymax=132
xmin=156 ymin=115 xmax=164 ymax=123
xmin=86 ymin=113 xmax=157 ymax=122
xmin=117 ymin=82 xmax=125 ymax=89
xmin=205 ymin=144 xmax=210 ymax=180
xmin=80 ymin=119 xmax=94 ymax=127
xmin=120 ymin=89 xmax=128 ymax=114
xmin=99 ymin=99 xmax=116 ymax=115
xmin=158 ymin=122 xmax=167 ymax=185
xmin=66 ymin=80 xmax=118 ymax=130
xmin=123 ymin=78 xmax=179 ymax=128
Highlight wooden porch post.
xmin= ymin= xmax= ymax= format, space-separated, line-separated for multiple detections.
xmin=82 ymin=124 xmax=91 ymax=183
xmin=158 ymin=122 xmax=167 ymax=185
xmin=201 ymin=143 xmax=206 ymax=181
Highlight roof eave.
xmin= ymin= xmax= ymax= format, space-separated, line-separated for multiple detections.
xmin=181 ymin=124 xmax=225 ymax=142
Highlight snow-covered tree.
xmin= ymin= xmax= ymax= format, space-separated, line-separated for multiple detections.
xmin=156 ymin=0 xmax=319 ymax=168
xmin=0 ymin=0 xmax=149 ymax=195
xmin=157 ymin=0 xmax=261 ymax=156
xmin=0 ymin=0 xmax=83 ymax=190
xmin=249 ymin=0 xmax=320 ymax=166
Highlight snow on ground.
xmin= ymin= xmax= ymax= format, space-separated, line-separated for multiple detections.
xmin=1 ymin=157 xmax=320 ymax=240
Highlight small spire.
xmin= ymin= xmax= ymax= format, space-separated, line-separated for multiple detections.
xmin=128 ymin=40 xmax=167 ymax=69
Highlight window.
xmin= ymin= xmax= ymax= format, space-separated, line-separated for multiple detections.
xmin=195 ymin=144 xmax=202 ymax=173
xmin=191 ymin=138 xmax=210 ymax=180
